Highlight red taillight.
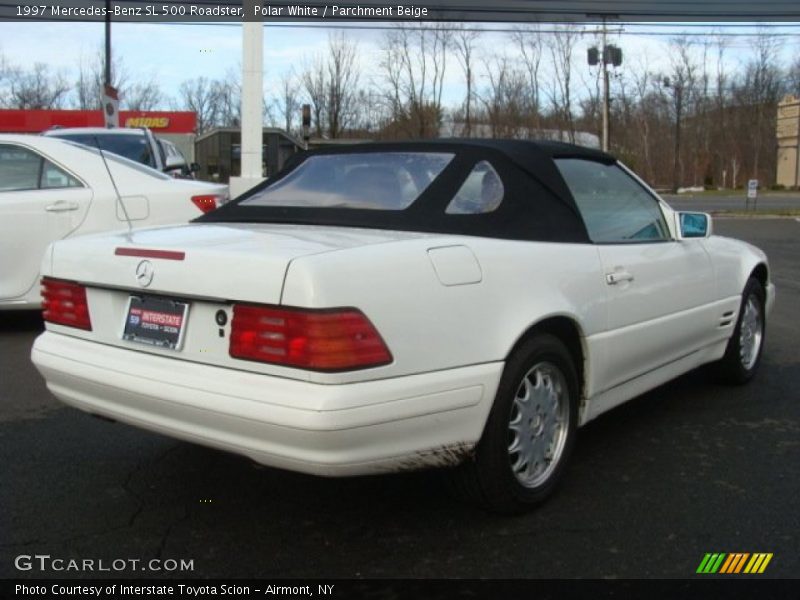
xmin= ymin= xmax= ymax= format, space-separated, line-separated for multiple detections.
xmin=191 ymin=194 xmax=219 ymax=214
xmin=41 ymin=278 xmax=92 ymax=331
xmin=230 ymin=304 xmax=392 ymax=371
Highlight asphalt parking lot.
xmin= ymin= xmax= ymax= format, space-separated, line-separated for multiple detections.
xmin=1 ymin=218 xmax=798 ymax=579
xmin=664 ymin=193 xmax=800 ymax=213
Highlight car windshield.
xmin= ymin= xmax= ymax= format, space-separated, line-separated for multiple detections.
xmin=62 ymin=141 xmax=171 ymax=180
xmin=241 ymin=152 xmax=454 ymax=210
xmin=50 ymin=132 xmax=155 ymax=168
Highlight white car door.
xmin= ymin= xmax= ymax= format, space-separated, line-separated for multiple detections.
xmin=556 ymin=158 xmax=716 ymax=391
xmin=0 ymin=143 xmax=92 ymax=299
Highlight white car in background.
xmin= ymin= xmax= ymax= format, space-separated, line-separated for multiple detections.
xmin=43 ymin=127 xmax=199 ymax=179
xmin=31 ymin=140 xmax=774 ymax=513
xmin=0 ymin=134 xmax=228 ymax=309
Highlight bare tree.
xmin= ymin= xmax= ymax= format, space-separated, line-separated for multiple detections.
xmin=6 ymin=63 xmax=70 ymax=109
xmin=546 ymin=25 xmax=580 ymax=142
xmin=712 ymin=35 xmax=731 ymax=188
xmin=178 ymin=76 xmax=219 ymax=134
xmin=511 ymin=25 xmax=544 ymax=130
xmin=74 ymin=49 xmax=128 ymax=109
xmin=273 ymin=71 xmax=300 ymax=134
xmin=733 ymin=30 xmax=785 ymax=181
xmin=301 ymin=56 xmax=327 ymax=137
xmin=661 ymin=36 xmax=698 ymax=191
xmin=214 ymin=68 xmax=241 ymax=128
xmin=789 ymin=54 xmax=800 ymax=97
xmin=379 ymin=23 xmax=451 ymax=138
xmin=300 ymin=33 xmax=361 ymax=139
xmin=378 ymin=30 xmax=407 ymax=130
xmin=625 ymin=55 xmax=657 ymax=181
xmin=452 ymin=24 xmax=481 ymax=136
xmin=0 ymin=50 xmax=9 ymax=107
xmin=325 ymin=32 xmax=360 ymax=138
xmin=123 ymin=79 xmax=162 ymax=111
xmin=478 ymin=55 xmax=527 ymax=138
xmin=578 ymin=50 xmax=603 ymax=143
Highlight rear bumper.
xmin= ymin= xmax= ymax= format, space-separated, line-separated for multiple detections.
xmin=32 ymin=332 xmax=503 ymax=476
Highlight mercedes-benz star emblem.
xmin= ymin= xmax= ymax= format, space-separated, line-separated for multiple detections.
xmin=135 ymin=260 xmax=154 ymax=288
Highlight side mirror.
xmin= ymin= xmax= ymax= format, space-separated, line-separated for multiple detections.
xmin=164 ymin=155 xmax=185 ymax=170
xmin=675 ymin=211 xmax=712 ymax=240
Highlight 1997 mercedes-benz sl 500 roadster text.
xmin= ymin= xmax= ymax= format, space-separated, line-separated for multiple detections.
xmin=31 ymin=140 xmax=775 ymax=513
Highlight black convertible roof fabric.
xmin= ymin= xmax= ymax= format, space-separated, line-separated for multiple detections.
xmin=197 ymin=139 xmax=616 ymax=243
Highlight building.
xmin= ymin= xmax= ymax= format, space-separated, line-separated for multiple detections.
xmin=0 ymin=109 xmax=198 ymax=160
xmin=776 ymin=95 xmax=800 ymax=189
xmin=194 ymin=127 xmax=305 ymax=183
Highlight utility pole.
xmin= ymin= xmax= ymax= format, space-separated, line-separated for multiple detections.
xmin=601 ymin=21 xmax=609 ymax=152
xmin=101 ymin=0 xmax=119 ymax=128
xmin=587 ymin=24 xmax=622 ymax=153
xmin=664 ymin=77 xmax=683 ymax=194
xmin=673 ymin=84 xmax=683 ymax=194
xmin=104 ymin=0 xmax=111 ymax=86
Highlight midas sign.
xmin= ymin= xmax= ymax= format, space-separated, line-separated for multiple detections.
xmin=125 ymin=117 xmax=170 ymax=129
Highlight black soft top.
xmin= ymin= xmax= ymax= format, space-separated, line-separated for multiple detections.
xmin=197 ymin=139 xmax=616 ymax=243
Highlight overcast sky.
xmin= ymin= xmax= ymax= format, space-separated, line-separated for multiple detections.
xmin=1 ymin=21 xmax=798 ymax=109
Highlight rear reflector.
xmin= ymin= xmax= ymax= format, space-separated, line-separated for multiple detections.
xmin=41 ymin=278 xmax=92 ymax=330
xmin=230 ymin=304 xmax=392 ymax=371
xmin=115 ymin=248 xmax=186 ymax=260
xmin=191 ymin=194 xmax=220 ymax=214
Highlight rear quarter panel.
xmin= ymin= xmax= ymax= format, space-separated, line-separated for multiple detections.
xmin=281 ymin=236 xmax=607 ymax=384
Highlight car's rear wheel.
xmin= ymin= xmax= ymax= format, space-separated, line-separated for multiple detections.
xmin=714 ymin=277 xmax=766 ymax=384
xmin=452 ymin=334 xmax=578 ymax=514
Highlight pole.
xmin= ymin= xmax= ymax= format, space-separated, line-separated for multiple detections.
xmin=672 ymin=84 xmax=682 ymax=194
xmin=231 ymin=20 xmax=266 ymax=196
xmin=104 ymin=0 xmax=111 ymax=86
xmin=601 ymin=21 xmax=609 ymax=152
xmin=796 ymin=101 xmax=800 ymax=189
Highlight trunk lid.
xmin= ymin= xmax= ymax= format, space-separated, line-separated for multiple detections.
xmin=51 ymin=222 xmax=425 ymax=304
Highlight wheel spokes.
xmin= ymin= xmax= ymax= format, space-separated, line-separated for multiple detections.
xmin=507 ymin=362 xmax=570 ymax=489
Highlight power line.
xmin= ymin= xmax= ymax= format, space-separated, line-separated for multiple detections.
xmin=108 ymin=21 xmax=800 ymax=38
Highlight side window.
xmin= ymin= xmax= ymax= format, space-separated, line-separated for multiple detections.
xmin=445 ymin=161 xmax=504 ymax=214
xmin=555 ymin=159 xmax=669 ymax=243
xmin=40 ymin=160 xmax=82 ymax=189
xmin=0 ymin=144 xmax=83 ymax=192
xmin=0 ymin=144 xmax=42 ymax=192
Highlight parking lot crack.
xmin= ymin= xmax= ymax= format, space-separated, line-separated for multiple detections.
xmin=154 ymin=502 xmax=190 ymax=560
xmin=123 ymin=444 xmax=181 ymax=528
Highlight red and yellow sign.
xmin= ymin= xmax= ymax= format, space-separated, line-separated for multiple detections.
xmin=124 ymin=117 xmax=171 ymax=129
xmin=0 ymin=109 xmax=196 ymax=134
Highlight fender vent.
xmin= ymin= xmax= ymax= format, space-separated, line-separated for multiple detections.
xmin=719 ymin=310 xmax=735 ymax=328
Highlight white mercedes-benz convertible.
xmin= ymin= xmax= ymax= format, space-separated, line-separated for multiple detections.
xmin=31 ymin=140 xmax=775 ymax=513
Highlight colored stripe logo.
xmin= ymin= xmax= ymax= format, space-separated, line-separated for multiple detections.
xmin=697 ymin=553 xmax=773 ymax=574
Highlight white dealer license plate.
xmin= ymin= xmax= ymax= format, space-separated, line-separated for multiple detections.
xmin=122 ymin=295 xmax=190 ymax=351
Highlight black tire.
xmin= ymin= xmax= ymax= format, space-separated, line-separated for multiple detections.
xmin=713 ymin=277 xmax=766 ymax=385
xmin=451 ymin=334 xmax=579 ymax=514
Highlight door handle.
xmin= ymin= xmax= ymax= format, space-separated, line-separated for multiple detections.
xmin=45 ymin=201 xmax=80 ymax=212
xmin=605 ymin=270 xmax=635 ymax=285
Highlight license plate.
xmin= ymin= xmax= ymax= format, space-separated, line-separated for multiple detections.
xmin=122 ymin=295 xmax=190 ymax=351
